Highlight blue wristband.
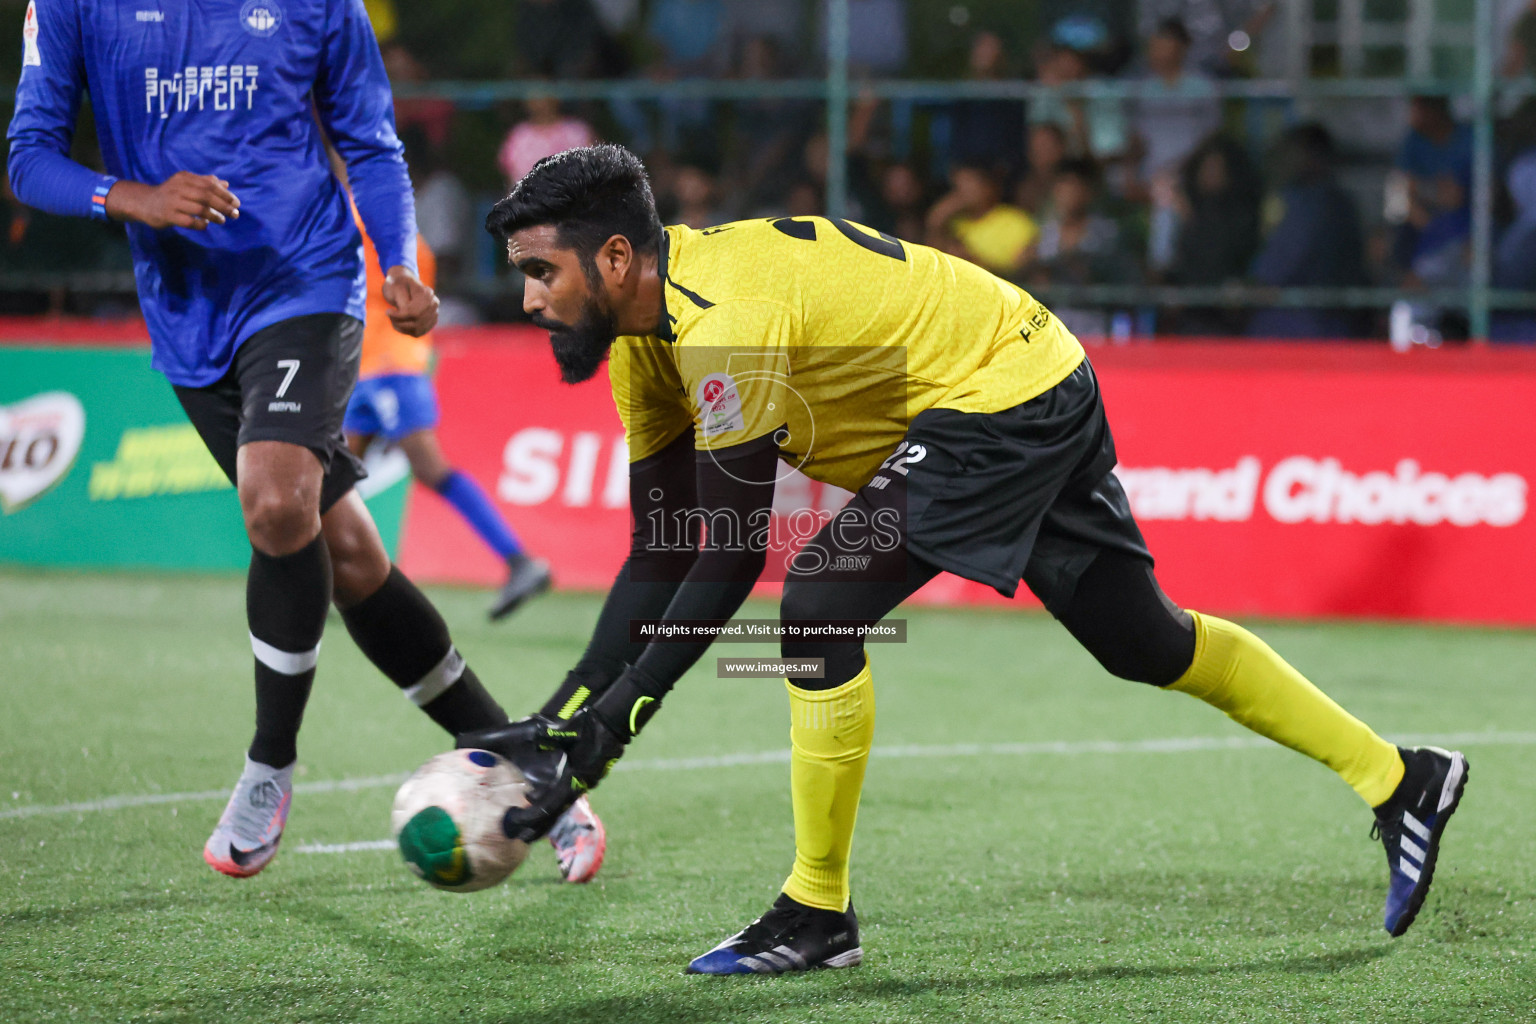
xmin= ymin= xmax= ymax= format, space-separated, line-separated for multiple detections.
xmin=89 ymin=177 xmax=118 ymax=221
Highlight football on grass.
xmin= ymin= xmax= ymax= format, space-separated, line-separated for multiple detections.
xmin=391 ymin=749 xmax=532 ymax=892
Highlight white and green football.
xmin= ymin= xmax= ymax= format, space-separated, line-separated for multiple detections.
xmin=391 ymin=749 xmax=531 ymax=893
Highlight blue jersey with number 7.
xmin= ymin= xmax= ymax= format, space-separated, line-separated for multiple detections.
xmin=6 ymin=0 xmax=417 ymax=387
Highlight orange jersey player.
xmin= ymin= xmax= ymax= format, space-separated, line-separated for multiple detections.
xmin=344 ymin=212 xmax=553 ymax=622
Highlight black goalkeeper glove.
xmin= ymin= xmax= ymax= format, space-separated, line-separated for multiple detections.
xmin=459 ymin=666 xmax=668 ymax=842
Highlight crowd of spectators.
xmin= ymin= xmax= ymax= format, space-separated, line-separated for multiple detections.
xmin=8 ymin=0 xmax=1536 ymax=342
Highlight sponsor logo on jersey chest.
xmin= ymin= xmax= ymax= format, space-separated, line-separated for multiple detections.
xmin=240 ymin=0 xmax=282 ymax=36
xmin=145 ymin=65 xmax=261 ymax=118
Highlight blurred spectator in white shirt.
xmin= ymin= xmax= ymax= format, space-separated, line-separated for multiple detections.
xmin=1137 ymin=0 xmax=1276 ymax=77
xmin=1129 ymin=18 xmax=1222 ymax=270
xmin=1031 ymin=44 xmax=1129 ymax=169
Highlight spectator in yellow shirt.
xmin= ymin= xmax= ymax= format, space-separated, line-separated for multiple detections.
xmin=925 ymin=162 xmax=1037 ymax=278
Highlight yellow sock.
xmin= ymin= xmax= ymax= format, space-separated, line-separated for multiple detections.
xmin=1170 ymin=612 xmax=1404 ymax=806
xmin=781 ymin=660 xmax=875 ymax=912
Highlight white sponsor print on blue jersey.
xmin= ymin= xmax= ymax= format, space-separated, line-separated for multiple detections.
xmin=240 ymin=0 xmax=282 ymax=37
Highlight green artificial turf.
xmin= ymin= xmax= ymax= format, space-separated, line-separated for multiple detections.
xmin=1 ymin=570 xmax=1532 ymax=1023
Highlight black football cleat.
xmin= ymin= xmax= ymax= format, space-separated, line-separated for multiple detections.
xmin=1372 ymin=745 xmax=1469 ymax=937
xmin=488 ymin=554 xmax=551 ymax=621
xmin=687 ymin=892 xmax=863 ymax=975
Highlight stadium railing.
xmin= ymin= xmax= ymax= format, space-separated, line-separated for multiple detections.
xmin=0 ymin=0 xmax=1524 ymax=341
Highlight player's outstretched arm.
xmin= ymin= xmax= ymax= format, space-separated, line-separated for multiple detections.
xmin=489 ymin=433 xmax=782 ymax=839
xmin=526 ymin=430 xmax=704 ymax=719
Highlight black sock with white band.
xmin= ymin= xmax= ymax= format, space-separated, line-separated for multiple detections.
xmin=340 ymin=566 xmax=509 ymax=735
xmin=246 ymin=534 xmax=332 ymax=769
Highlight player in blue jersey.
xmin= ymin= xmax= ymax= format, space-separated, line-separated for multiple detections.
xmin=7 ymin=0 xmax=603 ymax=882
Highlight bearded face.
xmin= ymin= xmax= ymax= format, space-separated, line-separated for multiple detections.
xmin=533 ymin=293 xmax=618 ymax=384
xmin=509 ymin=225 xmax=628 ymax=384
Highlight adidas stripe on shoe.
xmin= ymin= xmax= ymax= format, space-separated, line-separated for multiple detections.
xmin=686 ymin=892 xmax=863 ymax=975
xmin=1372 ymin=745 xmax=1469 ymax=937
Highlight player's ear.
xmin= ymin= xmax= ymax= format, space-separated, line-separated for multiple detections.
xmin=598 ymin=233 xmax=633 ymax=285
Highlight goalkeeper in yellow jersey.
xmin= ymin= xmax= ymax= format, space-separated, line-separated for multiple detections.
xmin=462 ymin=145 xmax=1467 ymax=972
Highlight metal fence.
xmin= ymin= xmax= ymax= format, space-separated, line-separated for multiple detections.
xmin=1 ymin=0 xmax=1527 ymax=340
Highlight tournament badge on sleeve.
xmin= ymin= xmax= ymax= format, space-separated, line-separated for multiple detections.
xmin=22 ymin=0 xmax=41 ymax=67
xmin=697 ymin=372 xmax=744 ymax=439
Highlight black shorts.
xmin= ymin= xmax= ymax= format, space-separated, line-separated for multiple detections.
xmin=174 ymin=313 xmax=367 ymax=514
xmin=892 ymin=359 xmax=1151 ymax=614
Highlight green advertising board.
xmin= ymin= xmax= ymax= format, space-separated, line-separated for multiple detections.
xmin=0 ymin=346 xmax=408 ymax=570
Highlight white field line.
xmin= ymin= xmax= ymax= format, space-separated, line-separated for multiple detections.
xmin=4 ymin=730 xmax=1532 ymax=825
xmin=0 ymin=772 xmax=407 ymax=822
xmin=295 ymin=839 xmax=396 ymax=854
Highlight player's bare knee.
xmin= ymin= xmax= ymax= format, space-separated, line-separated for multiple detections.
xmin=240 ymin=483 xmax=321 ymax=555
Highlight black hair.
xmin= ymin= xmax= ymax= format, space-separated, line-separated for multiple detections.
xmin=1056 ymin=156 xmax=1102 ymax=189
xmin=951 ymin=160 xmax=1005 ymax=187
xmin=1154 ymin=17 xmax=1191 ymax=47
xmin=485 ymin=143 xmax=664 ymax=262
xmin=1273 ymin=122 xmax=1337 ymax=185
xmin=1411 ymin=94 xmax=1453 ymax=120
xmin=1180 ymin=132 xmax=1261 ymax=202
xmin=1284 ymin=122 xmax=1336 ymax=162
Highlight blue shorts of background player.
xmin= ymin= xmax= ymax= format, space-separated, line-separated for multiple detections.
xmin=345 ymin=373 xmax=442 ymax=440
xmin=344 ymin=373 xmax=550 ymax=622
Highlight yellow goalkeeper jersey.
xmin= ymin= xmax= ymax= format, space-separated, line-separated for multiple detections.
xmin=610 ymin=217 xmax=1085 ymax=492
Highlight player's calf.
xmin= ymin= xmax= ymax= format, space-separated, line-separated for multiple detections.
xmin=324 ymin=493 xmax=508 ymax=734
xmin=339 ymin=564 xmax=509 ymax=735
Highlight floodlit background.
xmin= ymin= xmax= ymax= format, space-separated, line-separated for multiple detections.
xmin=1 ymin=3 xmax=1534 ymax=1023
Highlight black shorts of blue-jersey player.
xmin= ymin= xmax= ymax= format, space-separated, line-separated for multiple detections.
xmin=175 ymin=312 xmax=511 ymax=875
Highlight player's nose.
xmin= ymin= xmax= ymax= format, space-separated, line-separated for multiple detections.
xmin=522 ymin=280 xmax=545 ymax=316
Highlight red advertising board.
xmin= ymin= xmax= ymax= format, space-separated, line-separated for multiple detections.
xmin=399 ymin=327 xmax=634 ymax=589
xmin=397 ymin=329 xmax=1536 ymax=625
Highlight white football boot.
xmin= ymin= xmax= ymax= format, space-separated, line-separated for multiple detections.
xmin=547 ymin=795 xmax=606 ymax=883
xmin=203 ymin=756 xmax=293 ymax=878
